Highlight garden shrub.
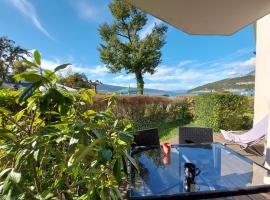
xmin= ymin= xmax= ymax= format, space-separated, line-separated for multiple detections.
xmin=92 ymin=95 xmax=192 ymax=137
xmin=0 ymin=89 xmax=21 ymax=112
xmin=194 ymin=93 xmax=250 ymax=131
xmin=0 ymin=51 xmax=135 ymax=199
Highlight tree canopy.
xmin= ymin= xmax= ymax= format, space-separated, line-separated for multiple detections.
xmin=0 ymin=36 xmax=29 ymax=83
xmin=59 ymin=72 xmax=92 ymax=89
xmin=99 ymin=0 xmax=167 ymax=94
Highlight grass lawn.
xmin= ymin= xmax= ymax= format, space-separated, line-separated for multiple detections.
xmin=159 ymin=121 xmax=200 ymax=142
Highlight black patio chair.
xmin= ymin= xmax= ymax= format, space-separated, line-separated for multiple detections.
xmin=130 ymin=128 xmax=160 ymax=171
xmin=132 ymin=128 xmax=160 ymax=147
xmin=179 ymin=127 xmax=213 ymax=144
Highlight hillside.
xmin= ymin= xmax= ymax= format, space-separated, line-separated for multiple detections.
xmin=189 ymin=74 xmax=255 ymax=92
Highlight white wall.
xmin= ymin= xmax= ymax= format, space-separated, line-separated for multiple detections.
xmin=256 ymin=14 xmax=270 ymax=169
xmin=254 ymin=14 xmax=270 ymax=124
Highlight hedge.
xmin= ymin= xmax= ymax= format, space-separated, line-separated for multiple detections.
xmin=194 ymin=93 xmax=251 ymax=131
xmin=92 ymin=95 xmax=193 ymax=137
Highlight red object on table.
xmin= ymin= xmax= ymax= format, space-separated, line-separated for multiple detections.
xmin=162 ymin=142 xmax=171 ymax=154
xmin=161 ymin=142 xmax=171 ymax=165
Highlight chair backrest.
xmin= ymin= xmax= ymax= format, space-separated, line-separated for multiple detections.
xmin=133 ymin=128 xmax=160 ymax=147
xmin=179 ymin=127 xmax=213 ymax=144
xmin=239 ymin=115 xmax=268 ymax=143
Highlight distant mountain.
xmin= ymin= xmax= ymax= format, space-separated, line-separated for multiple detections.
xmin=97 ymin=83 xmax=183 ymax=96
xmin=170 ymin=89 xmax=187 ymax=94
xmin=189 ymin=72 xmax=255 ymax=93
xmin=247 ymin=70 xmax=255 ymax=76
xmin=97 ymin=84 xmax=124 ymax=92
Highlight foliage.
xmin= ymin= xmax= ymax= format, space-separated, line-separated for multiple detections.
xmin=194 ymin=93 xmax=251 ymax=131
xmin=0 ymin=89 xmax=22 ymax=113
xmin=59 ymin=72 xmax=102 ymax=93
xmin=0 ymin=51 xmax=136 ymax=199
xmin=59 ymin=72 xmax=92 ymax=89
xmin=0 ymin=36 xmax=29 ymax=83
xmin=99 ymin=0 xmax=167 ymax=94
xmin=93 ymin=95 xmax=192 ymax=137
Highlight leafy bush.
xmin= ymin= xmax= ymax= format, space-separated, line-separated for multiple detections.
xmin=92 ymin=95 xmax=192 ymax=137
xmin=0 ymin=89 xmax=21 ymax=112
xmin=194 ymin=93 xmax=250 ymax=131
xmin=0 ymin=51 xmax=135 ymax=199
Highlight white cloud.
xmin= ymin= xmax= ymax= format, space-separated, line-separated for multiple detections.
xmin=41 ymin=59 xmax=61 ymax=71
xmin=110 ymin=50 xmax=255 ymax=91
xmin=8 ymin=0 xmax=54 ymax=40
xmin=190 ymin=49 xmax=254 ymax=69
xmin=237 ymin=57 xmax=256 ymax=68
xmin=227 ymin=71 xmax=238 ymax=75
xmin=144 ymin=65 xmax=203 ymax=82
xmin=39 ymin=58 xmax=109 ymax=79
xmin=72 ymin=0 xmax=102 ymax=22
xmin=110 ymin=82 xmax=137 ymax=88
xmin=71 ymin=65 xmax=108 ymax=76
xmin=224 ymin=57 xmax=255 ymax=68
xmin=177 ymin=60 xmax=194 ymax=67
xmin=114 ymin=74 xmax=134 ymax=81
xmin=140 ymin=18 xmax=162 ymax=38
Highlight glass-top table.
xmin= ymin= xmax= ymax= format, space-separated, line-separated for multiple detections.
xmin=129 ymin=143 xmax=270 ymax=199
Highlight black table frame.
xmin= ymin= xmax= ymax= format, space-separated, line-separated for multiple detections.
xmin=128 ymin=143 xmax=270 ymax=200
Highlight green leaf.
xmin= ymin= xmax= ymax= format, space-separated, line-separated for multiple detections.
xmin=100 ymin=149 xmax=112 ymax=162
xmin=15 ymin=150 xmax=27 ymax=168
xmin=47 ymin=88 xmax=64 ymax=103
xmin=33 ymin=150 xmax=39 ymax=161
xmin=22 ymin=60 xmax=39 ymax=68
xmin=0 ymin=129 xmax=14 ymax=140
xmin=43 ymin=69 xmax=54 ymax=76
xmin=68 ymin=154 xmax=76 ymax=167
xmin=111 ymin=187 xmax=123 ymax=200
xmin=119 ymin=132 xmax=133 ymax=144
xmin=54 ymin=63 xmax=70 ymax=72
xmin=34 ymin=50 xmax=41 ymax=65
xmin=83 ymin=109 xmax=96 ymax=118
xmin=113 ymin=119 xmax=118 ymax=128
xmin=9 ymin=171 xmax=21 ymax=183
xmin=123 ymin=150 xmax=139 ymax=172
xmin=2 ymin=179 xmax=11 ymax=194
xmin=14 ymin=71 xmax=44 ymax=83
xmin=18 ymin=81 xmax=42 ymax=102
xmin=0 ymin=168 xmax=12 ymax=179
xmin=15 ymin=110 xmax=24 ymax=121
xmin=0 ymin=107 xmax=11 ymax=114
xmin=69 ymin=138 xmax=79 ymax=146
xmin=87 ymin=89 xmax=96 ymax=96
xmin=44 ymin=193 xmax=54 ymax=200
xmin=113 ymin=158 xmax=121 ymax=183
xmin=81 ymin=91 xmax=93 ymax=104
xmin=39 ymin=94 xmax=50 ymax=113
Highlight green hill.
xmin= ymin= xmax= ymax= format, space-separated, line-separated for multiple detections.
xmin=189 ymin=74 xmax=255 ymax=92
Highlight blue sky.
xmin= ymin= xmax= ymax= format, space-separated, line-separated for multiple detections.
xmin=0 ymin=0 xmax=256 ymax=91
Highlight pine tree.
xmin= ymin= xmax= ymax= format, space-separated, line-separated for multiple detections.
xmin=99 ymin=0 xmax=167 ymax=94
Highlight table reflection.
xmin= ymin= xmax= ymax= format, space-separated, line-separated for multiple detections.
xmin=129 ymin=143 xmax=270 ymax=198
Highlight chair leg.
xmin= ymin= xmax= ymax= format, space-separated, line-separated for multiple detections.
xmin=246 ymin=146 xmax=264 ymax=157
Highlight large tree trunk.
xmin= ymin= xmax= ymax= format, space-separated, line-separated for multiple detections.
xmin=135 ymin=72 xmax=144 ymax=95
